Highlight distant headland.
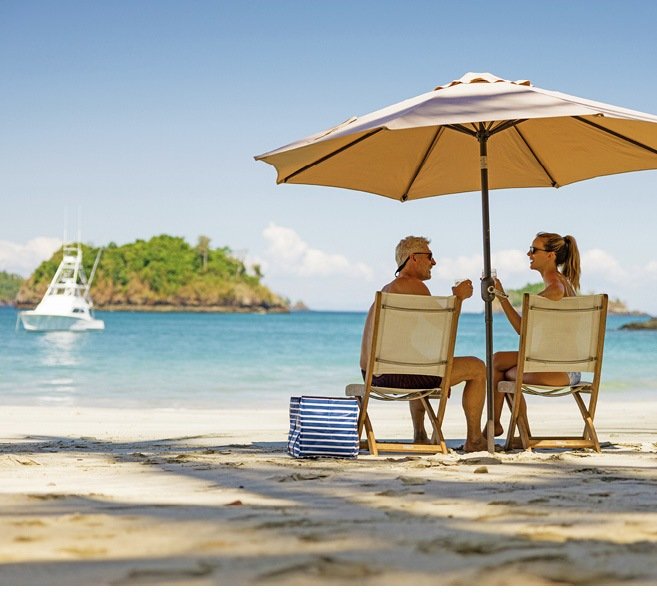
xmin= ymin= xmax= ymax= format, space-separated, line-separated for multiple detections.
xmin=491 ymin=282 xmax=647 ymax=316
xmin=5 ymin=235 xmax=293 ymax=313
xmin=619 ymin=318 xmax=657 ymax=330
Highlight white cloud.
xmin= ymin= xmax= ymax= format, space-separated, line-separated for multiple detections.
xmin=434 ymin=247 xmax=646 ymax=285
xmin=433 ymin=249 xmax=530 ymax=283
xmin=260 ymin=223 xmax=373 ymax=279
xmin=0 ymin=237 xmax=61 ymax=276
xmin=581 ymin=249 xmax=627 ymax=283
xmin=251 ymin=235 xmax=657 ymax=314
xmin=430 ymin=247 xmax=657 ymax=314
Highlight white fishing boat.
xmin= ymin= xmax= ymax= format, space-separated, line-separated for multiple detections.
xmin=19 ymin=244 xmax=105 ymax=332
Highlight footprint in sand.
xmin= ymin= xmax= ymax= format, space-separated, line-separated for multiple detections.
xmin=13 ymin=536 xmax=40 ymax=543
xmin=376 ymin=489 xmax=425 ymax=496
xmin=119 ymin=561 xmax=217 ymax=585
xmin=11 ymin=519 xmax=47 ymax=527
xmin=396 ymin=476 xmax=428 ymax=485
xmin=276 ymin=473 xmax=329 ymax=482
xmin=12 ymin=457 xmax=40 ymax=466
xmin=256 ymin=555 xmax=377 ymax=583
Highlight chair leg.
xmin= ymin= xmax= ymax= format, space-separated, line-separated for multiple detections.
xmin=364 ymin=414 xmax=377 ymax=455
xmin=505 ymin=393 xmax=532 ymax=440
xmin=357 ymin=395 xmax=378 ymax=456
xmin=505 ymin=393 xmax=531 ymax=451
xmin=516 ymin=395 xmax=532 ymax=447
xmin=504 ymin=393 xmax=518 ymax=451
xmin=573 ymin=392 xmax=601 ymax=452
xmin=422 ymin=397 xmax=447 ymax=454
xmin=436 ymin=390 xmax=449 ymax=441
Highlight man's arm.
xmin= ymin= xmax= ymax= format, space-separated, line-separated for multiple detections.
xmin=452 ymin=279 xmax=473 ymax=301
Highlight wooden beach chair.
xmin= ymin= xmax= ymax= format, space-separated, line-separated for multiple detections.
xmin=345 ymin=291 xmax=461 ymax=455
xmin=500 ymin=293 xmax=608 ymax=452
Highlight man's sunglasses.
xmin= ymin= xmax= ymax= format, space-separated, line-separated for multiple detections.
xmin=394 ymin=251 xmax=434 ymax=276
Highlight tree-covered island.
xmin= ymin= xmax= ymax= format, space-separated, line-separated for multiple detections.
xmin=14 ymin=234 xmax=290 ymax=312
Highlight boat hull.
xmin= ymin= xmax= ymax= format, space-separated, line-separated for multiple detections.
xmin=19 ymin=312 xmax=105 ymax=332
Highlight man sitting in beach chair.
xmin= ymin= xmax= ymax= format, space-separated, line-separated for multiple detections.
xmin=350 ymin=236 xmax=487 ymax=453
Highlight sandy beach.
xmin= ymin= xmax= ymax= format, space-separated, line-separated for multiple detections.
xmin=1 ymin=397 xmax=657 ymax=586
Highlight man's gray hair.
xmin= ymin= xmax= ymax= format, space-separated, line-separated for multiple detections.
xmin=395 ymin=235 xmax=431 ymax=267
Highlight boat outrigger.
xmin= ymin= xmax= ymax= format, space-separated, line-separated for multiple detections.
xmin=18 ymin=244 xmax=105 ymax=332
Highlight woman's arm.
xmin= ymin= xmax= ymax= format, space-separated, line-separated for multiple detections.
xmin=495 ymin=278 xmax=521 ymax=334
xmin=499 ymin=293 xmax=522 ymax=334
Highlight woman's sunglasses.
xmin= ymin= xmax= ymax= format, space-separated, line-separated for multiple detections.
xmin=528 ymin=246 xmax=551 ymax=255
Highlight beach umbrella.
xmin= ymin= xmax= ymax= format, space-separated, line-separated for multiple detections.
xmin=254 ymin=72 xmax=657 ymax=452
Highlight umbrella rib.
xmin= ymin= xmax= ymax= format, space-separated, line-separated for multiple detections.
xmin=512 ymin=126 xmax=559 ymax=187
xmin=489 ymin=119 xmax=527 ymax=135
xmin=574 ymin=116 xmax=657 ymax=156
xmin=445 ymin=123 xmax=478 ymax=137
xmin=282 ymin=128 xmax=384 ymax=183
xmin=401 ymin=127 xmax=445 ymax=201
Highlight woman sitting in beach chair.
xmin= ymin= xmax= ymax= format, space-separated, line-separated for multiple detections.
xmin=489 ymin=232 xmax=581 ymax=438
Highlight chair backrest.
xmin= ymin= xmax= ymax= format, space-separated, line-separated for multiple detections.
xmin=519 ymin=293 xmax=608 ymax=375
xmin=369 ymin=292 xmax=460 ymax=378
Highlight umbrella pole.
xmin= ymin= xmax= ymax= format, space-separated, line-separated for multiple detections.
xmin=477 ymin=127 xmax=496 ymax=453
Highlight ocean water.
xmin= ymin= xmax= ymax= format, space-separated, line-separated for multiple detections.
xmin=1 ymin=307 xmax=656 ymax=409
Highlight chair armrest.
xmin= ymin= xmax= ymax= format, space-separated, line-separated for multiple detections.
xmin=345 ymin=383 xmax=366 ymax=397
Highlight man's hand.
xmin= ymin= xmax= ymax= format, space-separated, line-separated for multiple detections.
xmin=452 ymin=279 xmax=473 ymax=300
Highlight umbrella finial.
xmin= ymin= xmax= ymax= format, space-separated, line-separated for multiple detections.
xmin=435 ymin=72 xmax=531 ymax=91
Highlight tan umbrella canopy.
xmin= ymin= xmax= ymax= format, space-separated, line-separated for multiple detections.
xmin=255 ymin=72 xmax=657 ymax=451
xmin=257 ymin=72 xmax=657 ymax=197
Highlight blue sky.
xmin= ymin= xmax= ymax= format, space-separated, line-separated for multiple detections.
xmin=2 ymin=0 xmax=657 ymax=313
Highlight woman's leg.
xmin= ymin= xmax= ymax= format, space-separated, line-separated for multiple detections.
xmin=513 ymin=371 xmax=571 ymax=386
xmin=489 ymin=351 xmax=521 ymax=436
xmin=501 ymin=368 xmax=570 ymax=442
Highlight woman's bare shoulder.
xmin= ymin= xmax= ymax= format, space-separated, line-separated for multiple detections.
xmin=539 ymin=272 xmax=566 ymax=300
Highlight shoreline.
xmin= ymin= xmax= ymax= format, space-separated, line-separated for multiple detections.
xmin=8 ymin=304 xmax=291 ymax=314
xmin=2 ymin=401 xmax=657 ymax=585
xmin=3 ymin=303 xmax=653 ymax=316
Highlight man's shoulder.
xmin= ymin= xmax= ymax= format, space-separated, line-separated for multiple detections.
xmin=381 ymin=277 xmax=431 ymax=296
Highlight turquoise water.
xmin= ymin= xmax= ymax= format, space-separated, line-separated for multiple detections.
xmin=1 ymin=307 xmax=656 ymax=408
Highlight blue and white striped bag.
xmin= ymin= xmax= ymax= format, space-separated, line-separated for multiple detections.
xmin=288 ymin=396 xmax=359 ymax=458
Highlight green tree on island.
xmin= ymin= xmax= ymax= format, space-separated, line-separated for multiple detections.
xmin=505 ymin=282 xmax=544 ymax=307
xmin=196 ymin=235 xmax=211 ymax=273
xmin=0 ymin=271 xmax=24 ymax=303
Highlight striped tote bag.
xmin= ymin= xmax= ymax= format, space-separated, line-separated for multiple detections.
xmin=288 ymin=396 xmax=359 ymax=458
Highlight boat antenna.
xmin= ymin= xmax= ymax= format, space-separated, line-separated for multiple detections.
xmin=84 ymin=247 xmax=103 ymax=300
xmin=77 ymin=206 xmax=82 ymax=248
xmin=64 ymin=203 xmax=70 ymax=246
